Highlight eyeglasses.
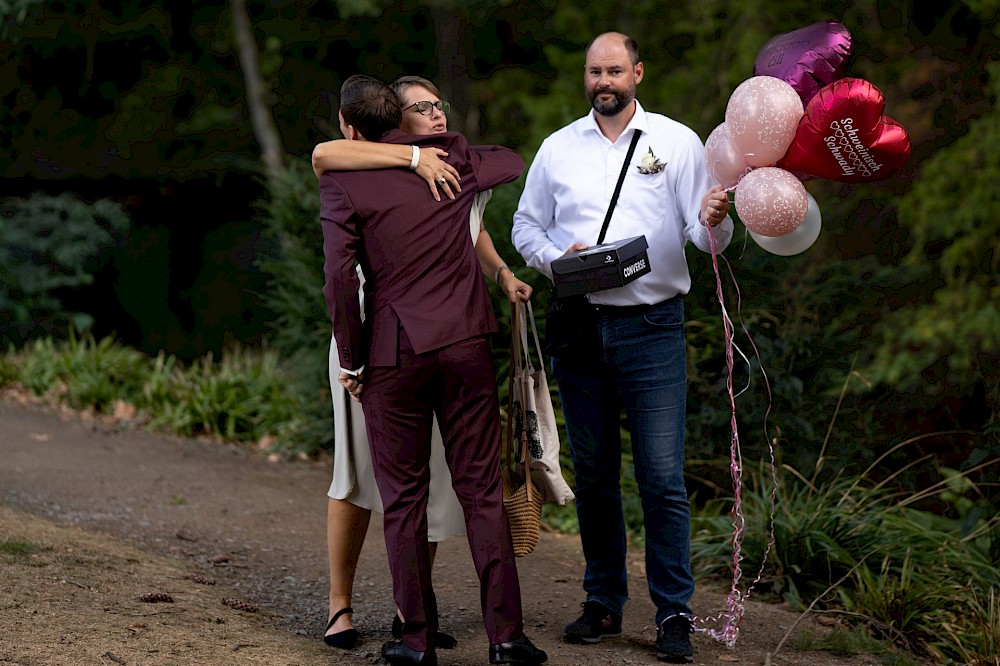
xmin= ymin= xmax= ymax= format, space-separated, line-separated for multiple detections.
xmin=403 ymin=100 xmax=451 ymax=116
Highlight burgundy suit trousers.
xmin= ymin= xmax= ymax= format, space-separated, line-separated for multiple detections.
xmin=362 ymin=330 xmax=523 ymax=651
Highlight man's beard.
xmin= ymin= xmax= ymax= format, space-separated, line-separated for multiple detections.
xmin=588 ymin=85 xmax=634 ymax=117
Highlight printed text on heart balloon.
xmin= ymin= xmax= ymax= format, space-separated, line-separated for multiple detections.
xmin=824 ymin=118 xmax=884 ymax=178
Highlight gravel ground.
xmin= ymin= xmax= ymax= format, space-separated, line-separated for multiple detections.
xmin=0 ymin=397 xmax=893 ymax=666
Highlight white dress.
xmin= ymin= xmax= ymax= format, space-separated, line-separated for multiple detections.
xmin=326 ymin=190 xmax=492 ymax=542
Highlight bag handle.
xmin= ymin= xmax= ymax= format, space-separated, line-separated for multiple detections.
xmin=596 ymin=128 xmax=643 ymax=245
xmin=519 ymin=301 xmax=545 ymax=374
xmin=504 ymin=300 xmax=519 ymax=468
xmin=505 ymin=300 xmax=528 ymax=470
xmin=504 ymin=301 xmax=535 ymax=507
xmin=517 ymin=301 xmax=542 ymax=508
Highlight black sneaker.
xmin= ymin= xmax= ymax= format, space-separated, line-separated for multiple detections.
xmin=655 ymin=615 xmax=693 ymax=663
xmin=563 ymin=601 xmax=623 ymax=644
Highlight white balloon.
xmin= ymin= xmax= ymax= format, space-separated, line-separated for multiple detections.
xmin=749 ymin=192 xmax=822 ymax=256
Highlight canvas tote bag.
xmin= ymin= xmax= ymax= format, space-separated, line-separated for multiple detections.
xmin=513 ymin=301 xmax=575 ymax=506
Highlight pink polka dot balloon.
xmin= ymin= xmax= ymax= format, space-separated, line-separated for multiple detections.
xmin=725 ymin=76 xmax=804 ymax=167
xmin=704 ymin=122 xmax=749 ymax=188
xmin=734 ymin=167 xmax=808 ymax=237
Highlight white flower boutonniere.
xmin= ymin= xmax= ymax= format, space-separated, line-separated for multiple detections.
xmin=636 ymin=147 xmax=665 ymax=175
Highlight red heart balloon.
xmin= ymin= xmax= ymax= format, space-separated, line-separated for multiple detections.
xmin=777 ymin=78 xmax=911 ymax=183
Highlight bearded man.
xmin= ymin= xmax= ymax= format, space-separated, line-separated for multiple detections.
xmin=511 ymin=31 xmax=733 ymax=663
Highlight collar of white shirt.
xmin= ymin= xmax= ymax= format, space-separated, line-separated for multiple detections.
xmin=581 ymin=99 xmax=651 ymax=143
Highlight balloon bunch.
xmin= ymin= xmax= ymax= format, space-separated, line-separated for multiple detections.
xmin=705 ymin=20 xmax=912 ymax=256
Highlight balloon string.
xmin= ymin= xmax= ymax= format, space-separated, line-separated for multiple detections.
xmin=723 ymin=166 xmax=754 ymax=194
xmin=716 ymin=231 xmax=780 ymax=602
xmin=691 ymin=223 xmax=779 ymax=649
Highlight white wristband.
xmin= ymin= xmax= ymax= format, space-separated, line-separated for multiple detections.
xmin=409 ymin=145 xmax=420 ymax=170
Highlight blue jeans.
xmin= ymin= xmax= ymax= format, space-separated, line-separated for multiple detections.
xmin=551 ymin=296 xmax=693 ymax=623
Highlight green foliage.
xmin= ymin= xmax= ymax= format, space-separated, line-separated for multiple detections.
xmin=0 ymin=351 xmax=17 ymax=388
xmin=0 ymin=193 xmax=130 ymax=347
xmin=254 ymin=157 xmax=326 ymax=353
xmin=253 ymin=156 xmax=334 ymax=448
xmin=0 ymin=0 xmax=43 ymax=37
xmin=15 ymin=333 xmax=148 ymax=412
xmin=332 ymin=0 xmax=382 ymax=19
xmin=899 ymin=58 xmax=999 ymax=284
xmin=690 ymin=451 xmax=1000 ymax=664
xmin=939 ymin=584 xmax=1000 ymax=666
xmin=844 ymin=551 xmax=949 ymax=643
xmin=0 ymin=538 xmax=44 ymax=556
xmin=148 ymin=346 xmax=304 ymax=443
xmin=861 ymin=60 xmax=1000 ymax=456
xmin=4 ymin=333 xmax=311 ymax=447
xmin=795 ymin=626 xmax=911 ymax=662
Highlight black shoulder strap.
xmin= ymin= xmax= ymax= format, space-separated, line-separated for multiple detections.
xmin=597 ymin=128 xmax=642 ymax=245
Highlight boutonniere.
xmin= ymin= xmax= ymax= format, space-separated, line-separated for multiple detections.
xmin=636 ymin=147 xmax=665 ymax=175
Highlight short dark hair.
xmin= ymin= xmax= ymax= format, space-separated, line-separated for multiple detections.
xmin=585 ymin=33 xmax=640 ymax=66
xmin=339 ymin=75 xmax=401 ymax=140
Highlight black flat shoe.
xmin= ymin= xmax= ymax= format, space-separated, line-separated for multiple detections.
xmin=490 ymin=634 xmax=548 ymax=665
xmin=382 ymin=639 xmax=438 ymax=665
xmin=392 ymin=614 xmax=458 ymax=649
xmin=324 ymin=606 xmax=358 ymax=649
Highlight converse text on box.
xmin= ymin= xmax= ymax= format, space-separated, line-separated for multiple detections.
xmin=550 ymin=235 xmax=652 ymax=299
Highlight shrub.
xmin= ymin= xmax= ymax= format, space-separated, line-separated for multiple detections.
xmin=0 ymin=193 xmax=129 ymax=347
xmin=253 ymin=158 xmax=334 ymax=450
xmin=690 ymin=452 xmax=1000 ymax=664
xmin=3 ymin=333 xmax=311 ymax=447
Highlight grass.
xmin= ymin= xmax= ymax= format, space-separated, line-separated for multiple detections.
xmin=941 ymin=585 xmax=1000 ymax=666
xmin=1 ymin=332 xmax=320 ymax=452
xmin=690 ymin=448 xmax=1000 ymax=665
xmin=0 ymin=538 xmax=50 ymax=566
xmin=795 ymin=627 xmax=921 ymax=665
xmin=0 ymin=538 xmax=45 ymax=556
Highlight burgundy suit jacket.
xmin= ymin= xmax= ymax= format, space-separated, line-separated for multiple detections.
xmin=321 ymin=129 xmax=525 ymax=371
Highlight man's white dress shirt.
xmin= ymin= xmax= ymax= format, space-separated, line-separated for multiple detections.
xmin=513 ymin=100 xmax=734 ymax=307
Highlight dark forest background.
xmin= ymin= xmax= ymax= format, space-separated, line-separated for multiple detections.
xmin=1 ymin=0 xmax=997 ymax=493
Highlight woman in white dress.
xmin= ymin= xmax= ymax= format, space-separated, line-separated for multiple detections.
xmin=312 ymin=75 xmax=532 ymax=649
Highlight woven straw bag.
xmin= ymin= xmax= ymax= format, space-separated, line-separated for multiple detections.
xmin=501 ymin=459 xmax=542 ymax=557
xmin=502 ymin=300 xmax=543 ymax=557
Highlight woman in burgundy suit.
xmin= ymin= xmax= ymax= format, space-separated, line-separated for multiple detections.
xmin=321 ymin=74 xmax=546 ymax=665
xmin=312 ymin=76 xmax=532 ymax=650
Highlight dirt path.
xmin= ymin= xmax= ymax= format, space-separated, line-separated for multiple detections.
xmin=0 ymin=399 xmax=883 ymax=665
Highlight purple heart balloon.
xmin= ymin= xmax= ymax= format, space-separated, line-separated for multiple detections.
xmin=752 ymin=20 xmax=853 ymax=106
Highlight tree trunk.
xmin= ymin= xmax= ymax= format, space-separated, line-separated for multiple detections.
xmin=430 ymin=5 xmax=479 ymax=144
xmin=230 ymin=0 xmax=285 ymax=183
